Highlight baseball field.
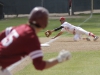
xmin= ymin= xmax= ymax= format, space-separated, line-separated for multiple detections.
xmin=0 ymin=13 xmax=100 ymax=75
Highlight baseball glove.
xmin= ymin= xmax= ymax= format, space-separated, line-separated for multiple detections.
xmin=45 ymin=30 xmax=52 ymax=37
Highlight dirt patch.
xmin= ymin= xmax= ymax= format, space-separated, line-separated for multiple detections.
xmin=40 ymin=37 xmax=100 ymax=52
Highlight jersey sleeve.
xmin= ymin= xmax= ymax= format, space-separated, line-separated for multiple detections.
xmin=24 ymin=32 xmax=46 ymax=70
xmin=29 ymin=49 xmax=46 ymax=70
xmin=61 ymin=28 xmax=66 ymax=32
xmin=61 ymin=23 xmax=67 ymax=32
xmin=53 ymin=26 xmax=64 ymax=31
xmin=61 ymin=22 xmax=72 ymax=32
xmin=29 ymin=39 xmax=46 ymax=70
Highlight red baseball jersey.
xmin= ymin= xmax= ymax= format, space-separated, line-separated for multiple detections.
xmin=0 ymin=24 xmax=46 ymax=70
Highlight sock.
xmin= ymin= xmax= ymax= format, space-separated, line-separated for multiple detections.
xmin=89 ymin=33 xmax=95 ymax=38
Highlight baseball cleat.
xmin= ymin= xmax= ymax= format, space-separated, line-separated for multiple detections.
xmin=86 ymin=38 xmax=91 ymax=41
xmin=94 ymin=36 xmax=99 ymax=41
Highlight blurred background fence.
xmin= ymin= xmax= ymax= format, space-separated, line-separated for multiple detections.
xmin=0 ymin=0 xmax=100 ymax=19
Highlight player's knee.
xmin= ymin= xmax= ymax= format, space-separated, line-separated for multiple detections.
xmin=73 ymin=37 xmax=80 ymax=41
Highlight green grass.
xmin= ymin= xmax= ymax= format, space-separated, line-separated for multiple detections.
xmin=0 ymin=14 xmax=100 ymax=36
xmin=14 ymin=51 xmax=100 ymax=75
xmin=0 ymin=17 xmax=27 ymax=30
xmin=0 ymin=14 xmax=100 ymax=75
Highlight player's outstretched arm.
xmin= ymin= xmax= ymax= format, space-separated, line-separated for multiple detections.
xmin=33 ymin=50 xmax=71 ymax=70
xmin=44 ymin=50 xmax=71 ymax=69
xmin=45 ymin=26 xmax=63 ymax=37
xmin=53 ymin=26 xmax=64 ymax=32
xmin=52 ymin=31 xmax=63 ymax=39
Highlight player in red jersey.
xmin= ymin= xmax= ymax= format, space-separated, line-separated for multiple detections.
xmin=0 ymin=7 xmax=71 ymax=75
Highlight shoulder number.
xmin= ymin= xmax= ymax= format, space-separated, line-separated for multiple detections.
xmin=1 ymin=29 xmax=19 ymax=47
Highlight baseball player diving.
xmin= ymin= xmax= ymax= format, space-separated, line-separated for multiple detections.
xmin=45 ymin=17 xmax=99 ymax=41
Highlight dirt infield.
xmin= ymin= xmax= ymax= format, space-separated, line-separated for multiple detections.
xmin=40 ymin=37 xmax=100 ymax=52
xmin=11 ymin=36 xmax=100 ymax=74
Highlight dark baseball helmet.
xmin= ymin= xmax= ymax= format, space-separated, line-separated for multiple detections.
xmin=29 ymin=7 xmax=49 ymax=29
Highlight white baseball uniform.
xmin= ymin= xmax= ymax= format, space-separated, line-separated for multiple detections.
xmin=61 ymin=22 xmax=90 ymax=41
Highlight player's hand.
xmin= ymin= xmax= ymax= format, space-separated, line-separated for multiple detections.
xmin=57 ymin=50 xmax=71 ymax=63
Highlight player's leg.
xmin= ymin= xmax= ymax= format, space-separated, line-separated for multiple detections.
xmin=75 ymin=27 xmax=90 ymax=41
xmin=75 ymin=27 xmax=99 ymax=41
xmin=93 ymin=36 xmax=99 ymax=41
xmin=73 ymin=34 xmax=81 ymax=41
xmin=84 ymin=31 xmax=99 ymax=41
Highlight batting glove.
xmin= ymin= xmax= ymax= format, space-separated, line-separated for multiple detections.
xmin=57 ymin=50 xmax=71 ymax=63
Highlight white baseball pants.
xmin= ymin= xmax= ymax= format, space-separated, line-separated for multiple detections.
xmin=74 ymin=27 xmax=90 ymax=41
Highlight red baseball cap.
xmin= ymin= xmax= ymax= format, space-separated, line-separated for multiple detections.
xmin=59 ymin=17 xmax=65 ymax=21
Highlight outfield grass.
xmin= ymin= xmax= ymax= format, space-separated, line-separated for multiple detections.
xmin=0 ymin=14 xmax=100 ymax=36
xmin=0 ymin=17 xmax=27 ymax=30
